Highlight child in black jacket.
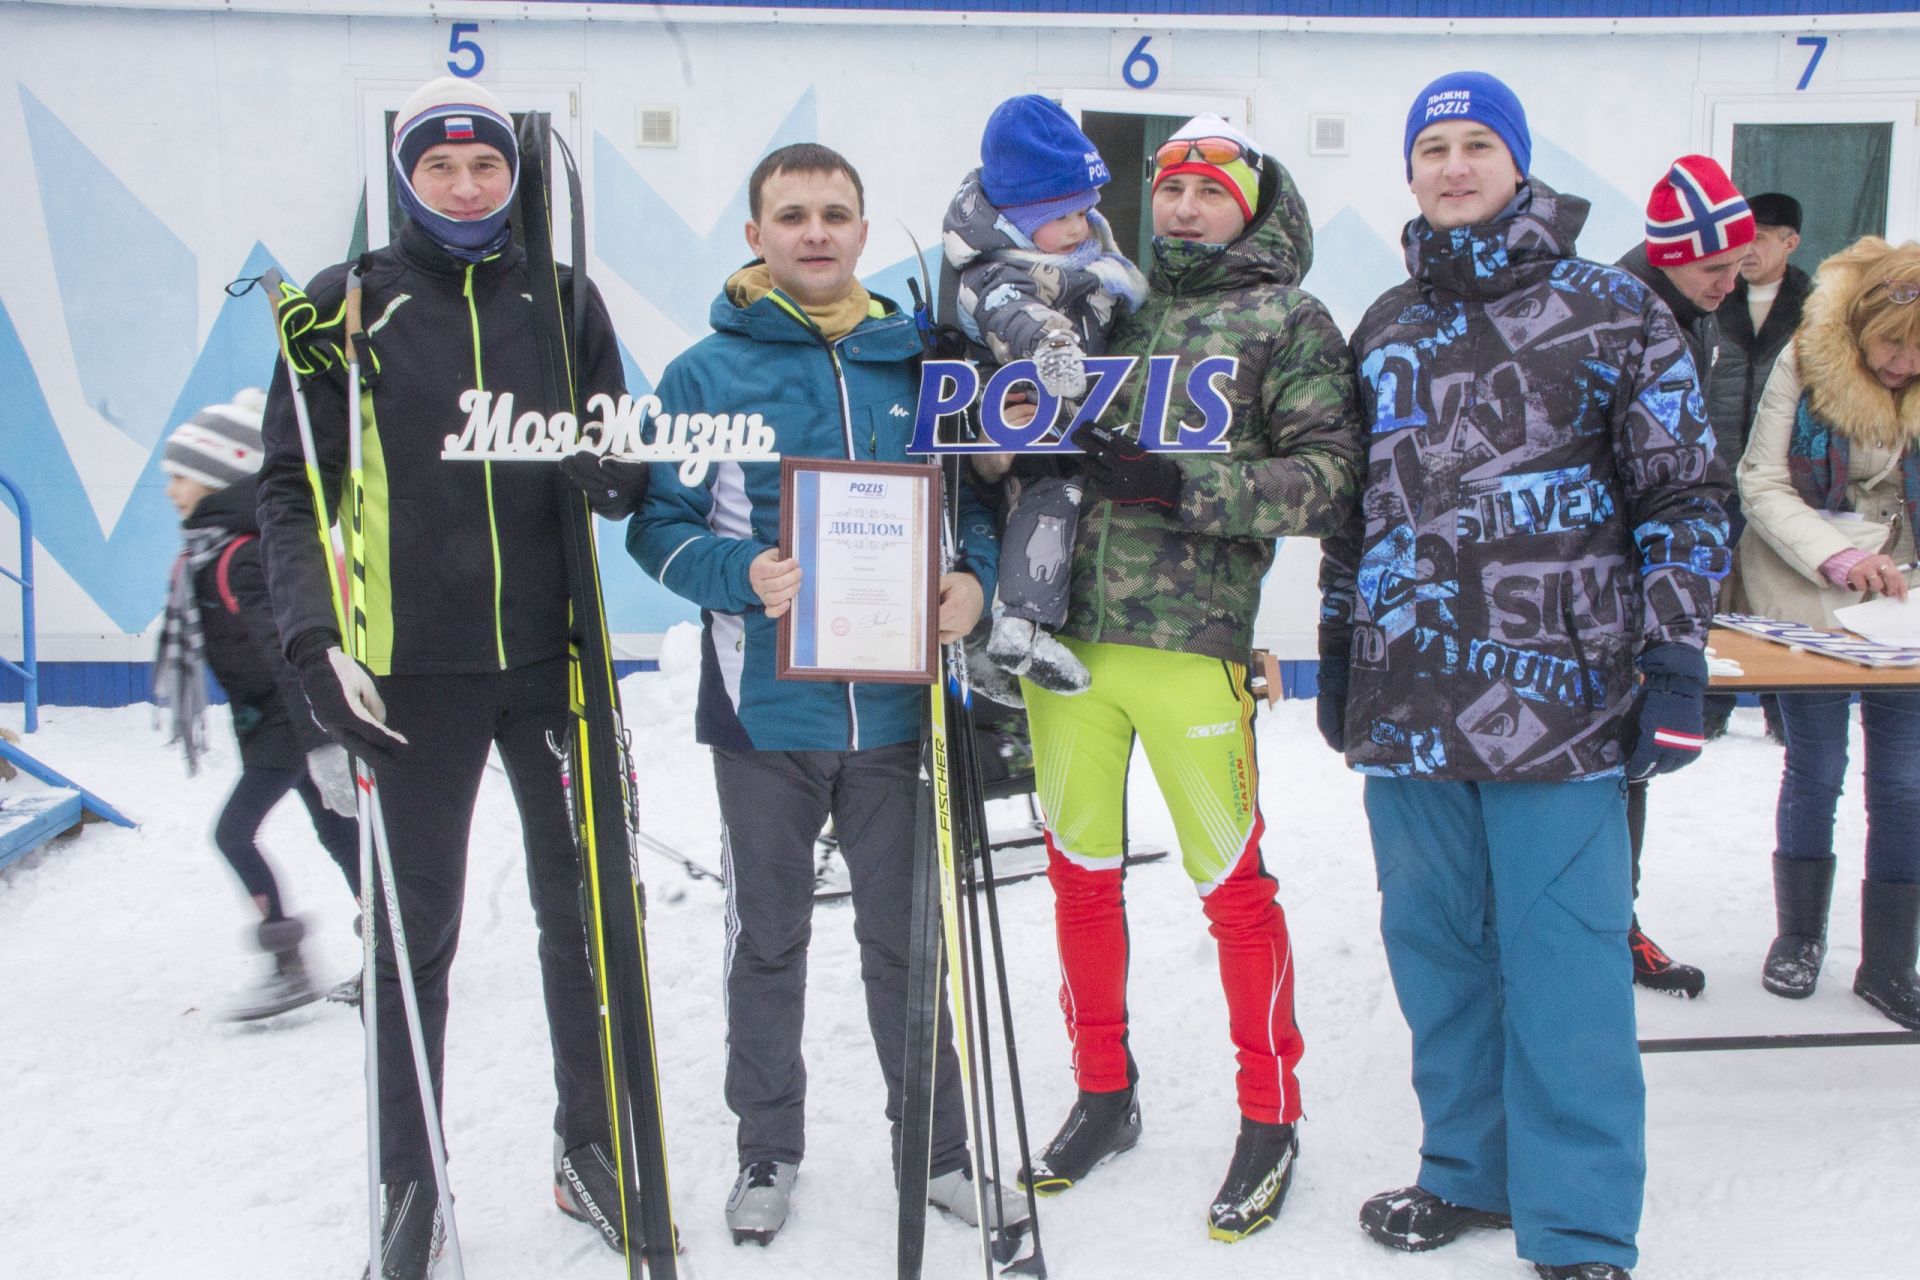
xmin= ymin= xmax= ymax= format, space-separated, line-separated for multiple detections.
xmin=154 ymin=390 xmax=359 ymax=1020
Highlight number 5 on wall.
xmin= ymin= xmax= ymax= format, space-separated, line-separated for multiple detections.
xmin=447 ymin=22 xmax=485 ymax=79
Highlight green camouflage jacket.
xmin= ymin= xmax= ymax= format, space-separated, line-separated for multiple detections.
xmin=1061 ymin=162 xmax=1363 ymax=663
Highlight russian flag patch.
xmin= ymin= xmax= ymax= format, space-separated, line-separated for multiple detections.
xmin=445 ymin=116 xmax=475 ymax=141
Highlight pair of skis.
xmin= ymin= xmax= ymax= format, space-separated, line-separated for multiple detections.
xmin=250 ymin=108 xmax=676 ymax=1279
xmin=896 ymin=292 xmax=1049 ymax=1279
xmin=516 ymin=110 xmax=678 ymax=1280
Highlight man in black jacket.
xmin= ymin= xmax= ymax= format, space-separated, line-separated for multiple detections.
xmin=1713 ymin=192 xmax=1812 ymax=533
xmin=1612 ymin=156 xmax=1756 ymax=1000
xmin=255 ymin=76 xmax=632 ymax=1278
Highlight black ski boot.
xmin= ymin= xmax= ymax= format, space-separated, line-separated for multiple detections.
xmin=1535 ymin=1263 xmax=1631 ymax=1279
xmin=362 ymin=1181 xmax=445 ymax=1280
xmin=1763 ymin=855 xmax=1836 ymax=998
xmin=1359 ymin=1184 xmax=1511 ymax=1251
xmin=1629 ymin=919 xmax=1705 ymax=998
xmin=1018 ymin=1087 xmax=1141 ymax=1195
xmin=555 ymin=1139 xmax=632 ymax=1253
xmin=1855 ymin=879 xmax=1920 ymax=1030
xmin=1206 ymin=1118 xmax=1298 ymax=1242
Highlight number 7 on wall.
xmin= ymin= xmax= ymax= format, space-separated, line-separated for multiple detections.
xmin=1795 ymin=35 xmax=1828 ymax=93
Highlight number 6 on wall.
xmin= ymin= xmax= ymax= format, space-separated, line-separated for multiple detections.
xmin=447 ymin=22 xmax=485 ymax=79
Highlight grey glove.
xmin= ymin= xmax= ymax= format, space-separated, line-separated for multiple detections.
xmin=1034 ymin=331 xmax=1088 ymax=399
xmin=306 ymin=744 xmax=357 ymax=817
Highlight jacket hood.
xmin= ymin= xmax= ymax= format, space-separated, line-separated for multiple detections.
xmin=1404 ymin=178 xmax=1589 ymax=302
xmin=1796 ymin=252 xmax=1920 ymax=450
xmin=1615 ymin=242 xmax=1707 ymax=330
xmin=183 ymin=475 xmax=262 ymax=537
xmin=1147 ymin=156 xmax=1313 ymax=296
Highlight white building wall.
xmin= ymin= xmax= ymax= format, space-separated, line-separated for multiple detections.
xmin=3 ymin=4 xmax=1917 ymax=674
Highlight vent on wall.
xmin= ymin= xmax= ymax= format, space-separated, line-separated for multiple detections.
xmin=637 ymin=107 xmax=678 ymax=148
xmin=1309 ymin=114 xmax=1349 ymax=157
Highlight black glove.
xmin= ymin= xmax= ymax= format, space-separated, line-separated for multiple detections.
xmin=1070 ymin=422 xmax=1183 ymax=512
xmin=561 ymin=449 xmax=651 ymax=520
xmin=291 ymin=632 xmax=408 ymax=768
xmin=1624 ymin=642 xmax=1708 ymax=781
xmin=1316 ymin=652 xmax=1350 ymax=754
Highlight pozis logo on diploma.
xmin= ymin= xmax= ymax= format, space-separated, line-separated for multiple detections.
xmin=777 ymin=459 xmax=940 ymax=684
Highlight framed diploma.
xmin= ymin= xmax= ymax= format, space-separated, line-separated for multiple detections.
xmin=777 ymin=458 xmax=942 ymax=684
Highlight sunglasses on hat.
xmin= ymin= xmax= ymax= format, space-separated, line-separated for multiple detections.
xmin=1154 ymin=136 xmax=1257 ymax=173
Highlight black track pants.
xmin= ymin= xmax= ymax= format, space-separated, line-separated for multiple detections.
xmin=366 ymin=658 xmax=608 ymax=1182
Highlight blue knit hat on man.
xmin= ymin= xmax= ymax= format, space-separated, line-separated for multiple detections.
xmin=1403 ymin=71 xmax=1531 ymax=181
xmin=980 ymin=95 xmax=1110 ymax=210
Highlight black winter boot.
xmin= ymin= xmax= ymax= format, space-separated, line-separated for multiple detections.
xmin=1359 ymin=1184 xmax=1510 ymax=1251
xmin=1534 ymin=1264 xmax=1631 ymax=1279
xmin=1854 ymin=879 xmax=1920 ymax=1030
xmin=1763 ymin=855 xmax=1836 ymax=998
xmin=228 ymin=916 xmax=321 ymax=1021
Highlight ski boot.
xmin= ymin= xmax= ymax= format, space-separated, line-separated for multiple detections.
xmin=986 ymin=617 xmax=1090 ymax=697
xmin=362 ymin=1181 xmax=445 ymax=1280
xmin=1629 ymin=920 xmax=1705 ymax=998
xmin=1206 ymin=1118 xmax=1298 ymax=1242
xmin=555 ymin=1139 xmax=631 ymax=1253
xmin=927 ymin=1165 xmax=1032 ymax=1234
xmin=1535 ymin=1264 xmax=1631 ymax=1279
xmin=227 ymin=917 xmax=321 ymax=1021
xmin=1359 ymin=1184 xmax=1511 ymax=1251
xmin=1019 ymin=1087 xmax=1141 ymax=1195
xmin=727 ymin=1160 xmax=797 ymax=1246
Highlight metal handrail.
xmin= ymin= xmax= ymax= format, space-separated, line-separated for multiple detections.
xmin=0 ymin=469 xmax=38 ymax=733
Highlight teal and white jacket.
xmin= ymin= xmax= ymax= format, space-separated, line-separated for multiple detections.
xmin=628 ymin=272 xmax=998 ymax=753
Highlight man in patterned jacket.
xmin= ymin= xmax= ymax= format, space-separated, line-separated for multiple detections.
xmin=1014 ymin=113 xmax=1363 ymax=1243
xmin=1317 ymin=73 xmax=1730 ymax=1280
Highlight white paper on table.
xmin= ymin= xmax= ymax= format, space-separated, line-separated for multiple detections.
xmin=1834 ymin=594 xmax=1920 ymax=647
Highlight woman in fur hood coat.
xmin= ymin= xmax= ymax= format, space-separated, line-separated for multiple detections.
xmin=1736 ymin=236 xmax=1920 ymax=1030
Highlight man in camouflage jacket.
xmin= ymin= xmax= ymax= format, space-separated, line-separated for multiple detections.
xmin=1015 ymin=114 xmax=1361 ymax=1243
xmin=1319 ymin=73 xmax=1730 ymax=1280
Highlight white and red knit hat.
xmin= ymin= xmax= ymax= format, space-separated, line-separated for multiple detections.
xmin=1644 ymin=156 xmax=1755 ymax=268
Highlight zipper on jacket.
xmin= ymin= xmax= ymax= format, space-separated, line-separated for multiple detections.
xmin=1095 ymin=299 xmax=1179 ymax=642
xmin=1561 ymin=587 xmax=1597 ymax=711
xmin=827 ymin=334 xmax=860 ymax=748
xmin=463 ymin=265 xmax=508 ymax=670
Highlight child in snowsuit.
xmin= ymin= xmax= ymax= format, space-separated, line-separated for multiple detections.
xmin=154 ymin=389 xmax=360 ymax=1020
xmin=944 ymin=94 xmax=1146 ymax=697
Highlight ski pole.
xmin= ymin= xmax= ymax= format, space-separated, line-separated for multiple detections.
xmin=254 ymin=269 xmax=382 ymax=1270
xmin=341 ymin=275 xmax=466 ymax=1279
xmin=954 ymin=699 xmax=1047 ymax=1277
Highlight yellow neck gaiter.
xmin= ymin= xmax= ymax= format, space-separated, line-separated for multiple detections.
xmin=726 ymin=263 xmax=874 ymax=342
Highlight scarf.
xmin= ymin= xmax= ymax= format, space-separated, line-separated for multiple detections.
xmin=726 ymin=264 xmax=875 ymax=342
xmin=152 ymin=527 xmax=227 ymax=775
xmin=1785 ymin=391 xmax=1920 ymax=539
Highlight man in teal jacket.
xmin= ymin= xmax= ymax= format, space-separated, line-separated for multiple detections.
xmin=627 ymin=143 xmax=1010 ymax=1246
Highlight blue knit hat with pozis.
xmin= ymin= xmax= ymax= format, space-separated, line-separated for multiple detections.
xmin=980 ymin=95 xmax=1111 ymax=242
xmin=392 ymin=76 xmax=520 ymax=261
xmin=1403 ymin=71 xmax=1531 ymax=181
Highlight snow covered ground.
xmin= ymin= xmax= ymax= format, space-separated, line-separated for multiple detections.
xmin=4 ymin=633 xmax=1917 ymax=1279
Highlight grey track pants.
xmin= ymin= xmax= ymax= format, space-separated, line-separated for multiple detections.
xmin=713 ymin=741 xmax=969 ymax=1177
